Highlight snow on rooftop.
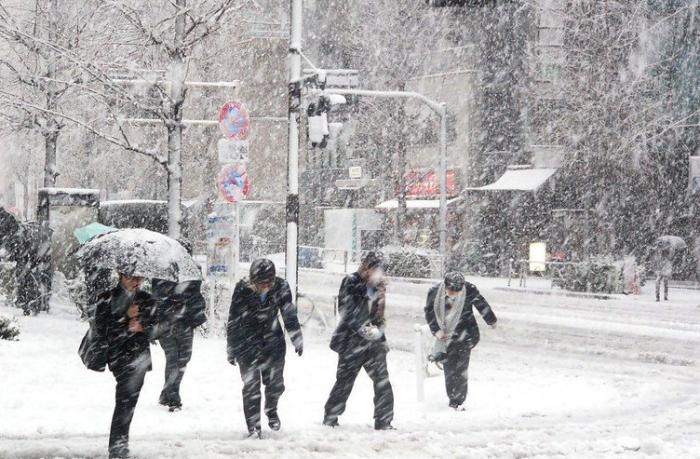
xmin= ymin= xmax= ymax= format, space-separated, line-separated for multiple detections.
xmin=38 ymin=187 xmax=100 ymax=195
xmin=466 ymin=168 xmax=558 ymax=191
xmin=376 ymin=197 xmax=463 ymax=209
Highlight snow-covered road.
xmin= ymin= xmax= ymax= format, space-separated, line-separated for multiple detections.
xmin=1 ymin=273 xmax=699 ymax=458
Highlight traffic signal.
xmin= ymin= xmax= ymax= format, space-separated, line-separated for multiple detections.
xmin=307 ymin=94 xmax=347 ymax=149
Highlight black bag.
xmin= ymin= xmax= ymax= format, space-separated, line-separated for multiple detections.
xmin=78 ymin=322 xmax=107 ymax=372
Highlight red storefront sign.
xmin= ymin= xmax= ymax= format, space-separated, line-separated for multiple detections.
xmin=402 ymin=169 xmax=458 ymax=198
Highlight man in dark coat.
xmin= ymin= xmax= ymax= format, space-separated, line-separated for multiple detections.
xmin=424 ymin=271 xmax=497 ymax=411
xmin=94 ymin=271 xmax=158 ymax=458
xmin=153 ymin=278 xmax=207 ymax=411
xmin=226 ymin=259 xmax=303 ymax=437
xmin=323 ymin=251 xmax=394 ymax=430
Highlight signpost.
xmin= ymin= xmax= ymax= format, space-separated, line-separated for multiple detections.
xmin=218 ymin=138 xmax=249 ymax=164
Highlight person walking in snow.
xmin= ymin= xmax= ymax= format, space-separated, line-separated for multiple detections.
xmin=424 ymin=272 xmax=497 ymax=411
xmin=323 ymin=251 xmax=395 ymax=430
xmin=153 ymin=278 xmax=207 ymax=411
xmin=226 ymin=258 xmax=303 ymax=438
xmin=653 ymin=248 xmax=673 ymax=302
xmin=94 ymin=270 xmax=158 ymax=459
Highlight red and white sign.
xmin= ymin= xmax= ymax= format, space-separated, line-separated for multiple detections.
xmin=218 ymin=101 xmax=250 ymax=140
xmin=217 ymin=163 xmax=250 ymax=203
xmin=401 ymin=169 xmax=458 ymax=198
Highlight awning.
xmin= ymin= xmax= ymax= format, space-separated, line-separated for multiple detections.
xmin=465 ymin=168 xmax=557 ymax=191
xmin=375 ymin=197 xmax=463 ymax=209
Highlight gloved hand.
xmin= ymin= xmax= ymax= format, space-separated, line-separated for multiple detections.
xmin=489 ymin=322 xmax=497 ymax=330
xmin=359 ymin=324 xmax=383 ymax=342
xmin=295 ymin=342 xmax=303 ymax=356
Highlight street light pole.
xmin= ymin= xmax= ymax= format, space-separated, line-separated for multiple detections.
xmin=322 ymin=88 xmax=448 ymax=276
xmin=286 ymin=0 xmax=303 ymax=303
xmin=438 ymin=102 xmax=447 ymax=277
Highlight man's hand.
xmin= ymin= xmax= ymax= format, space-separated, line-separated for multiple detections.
xmin=128 ymin=318 xmax=144 ymax=333
xmin=227 ymin=355 xmax=237 ymax=366
xmin=295 ymin=342 xmax=303 ymax=357
xmin=127 ymin=304 xmax=139 ymax=319
xmin=435 ymin=329 xmax=448 ymax=341
xmin=489 ymin=323 xmax=497 ymax=330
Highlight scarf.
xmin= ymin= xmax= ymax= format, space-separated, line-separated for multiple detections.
xmin=432 ymin=282 xmax=465 ymax=355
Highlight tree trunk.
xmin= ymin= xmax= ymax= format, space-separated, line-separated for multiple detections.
xmin=167 ymin=0 xmax=187 ymax=239
xmin=42 ymin=0 xmax=59 ymax=188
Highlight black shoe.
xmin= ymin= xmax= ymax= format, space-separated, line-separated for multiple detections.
xmin=449 ymin=403 xmax=466 ymax=412
xmin=168 ymin=402 xmax=182 ymax=412
xmin=323 ymin=417 xmax=339 ymax=428
xmin=268 ymin=415 xmax=281 ymax=431
xmin=374 ymin=422 xmax=395 ymax=431
xmin=247 ymin=426 xmax=262 ymax=439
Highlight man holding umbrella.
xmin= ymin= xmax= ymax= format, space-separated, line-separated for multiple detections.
xmin=227 ymin=258 xmax=303 ymax=437
xmin=424 ymin=272 xmax=497 ymax=411
xmin=94 ymin=266 xmax=157 ymax=458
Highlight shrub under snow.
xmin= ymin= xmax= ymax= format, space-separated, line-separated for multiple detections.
xmin=0 ymin=314 xmax=20 ymax=340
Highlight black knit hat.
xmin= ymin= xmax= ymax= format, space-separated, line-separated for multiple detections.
xmin=250 ymin=258 xmax=276 ymax=284
xmin=361 ymin=251 xmax=385 ymax=270
xmin=444 ymin=271 xmax=465 ymax=291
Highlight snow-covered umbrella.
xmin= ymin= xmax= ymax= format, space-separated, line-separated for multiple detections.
xmin=655 ymin=235 xmax=687 ymax=251
xmin=76 ymin=228 xmax=201 ymax=283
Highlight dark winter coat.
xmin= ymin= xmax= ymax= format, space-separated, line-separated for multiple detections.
xmin=152 ymin=279 xmax=207 ymax=335
xmin=226 ymin=277 xmax=302 ymax=366
xmin=424 ymin=282 xmax=497 ymax=350
xmin=330 ymin=272 xmax=387 ymax=354
xmin=94 ymin=285 xmax=158 ymax=372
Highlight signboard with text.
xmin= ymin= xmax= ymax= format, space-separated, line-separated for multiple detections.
xmin=401 ymin=169 xmax=458 ymax=198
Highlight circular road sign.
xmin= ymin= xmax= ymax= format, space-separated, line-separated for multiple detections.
xmin=218 ymin=100 xmax=250 ymax=140
xmin=217 ymin=163 xmax=250 ymax=203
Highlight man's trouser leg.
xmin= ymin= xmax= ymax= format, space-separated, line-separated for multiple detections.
xmin=443 ymin=346 xmax=471 ymax=407
xmin=159 ymin=335 xmax=179 ymax=404
xmin=261 ymin=356 xmax=285 ymax=421
xmin=364 ymin=345 xmax=394 ymax=427
xmin=324 ymin=349 xmax=364 ymax=422
xmin=239 ymin=361 xmax=262 ymax=432
xmin=663 ymin=276 xmax=669 ymax=300
xmin=170 ymin=328 xmax=193 ymax=404
xmin=109 ymin=366 xmax=146 ymax=456
xmin=655 ymin=275 xmax=662 ymax=300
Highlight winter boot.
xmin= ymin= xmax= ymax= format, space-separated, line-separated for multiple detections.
xmin=449 ymin=403 xmax=466 ymax=412
xmin=322 ymin=417 xmax=339 ymax=428
xmin=247 ymin=426 xmax=262 ymax=439
xmin=268 ymin=413 xmax=281 ymax=431
xmin=374 ymin=421 xmax=396 ymax=431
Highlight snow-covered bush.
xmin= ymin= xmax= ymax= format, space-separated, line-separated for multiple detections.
xmin=383 ymin=247 xmax=434 ymax=278
xmin=0 ymin=314 xmax=20 ymax=340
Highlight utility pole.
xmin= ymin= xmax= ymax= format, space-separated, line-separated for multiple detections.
xmin=287 ymin=0 xmax=302 ymax=302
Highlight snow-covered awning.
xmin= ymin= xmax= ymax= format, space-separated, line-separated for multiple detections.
xmin=465 ymin=167 xmax=557 ymax=191
xmin=375 ymin=197 xmax=463 ymax=210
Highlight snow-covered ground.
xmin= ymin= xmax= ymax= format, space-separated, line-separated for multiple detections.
xmin=1 ymin=272 xmax=699 ymax=458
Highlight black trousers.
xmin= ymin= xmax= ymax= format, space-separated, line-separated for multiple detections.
xmin=159 ymin=327 xmax=194 ymax=404
xmin=443 ymin=344 xmax=471 ymax=406
xmin=655 ymin=274 xmax=669 ymax=300
xmin=109 ymin=365 xmax=147 ymax=455
xmin=238 ymin=356 xmax=286 ymax=431
xmin=324 ymin=343 xmax=394 ymax=426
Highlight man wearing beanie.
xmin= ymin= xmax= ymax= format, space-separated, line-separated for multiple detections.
xmin=226 ymin=258 xmax=303 ymax=438
xmin=424 ymin=271 xmax=497 ymax=411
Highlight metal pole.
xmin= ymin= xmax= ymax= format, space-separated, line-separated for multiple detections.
xmin=286 ymin=0 xmax=302 ymax=303
xmin=438 ymin=103 xmax=447 ymax=277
